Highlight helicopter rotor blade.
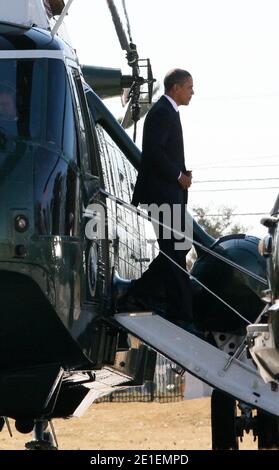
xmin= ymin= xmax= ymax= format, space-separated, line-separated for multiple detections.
xmin=121 ymin=87 xmax=130 ymax=107
xmin=121 ymin=98 xmax=133 ymax=129
xmin=121 ymin=99 xmax=150 ymax=131
xmin=106 ymin=0 xmax=156 ymax=142
xmin=121 ymin=82 xmax=160 ymax=129
xmin=106 ymin=0 xmax=131 ymax=52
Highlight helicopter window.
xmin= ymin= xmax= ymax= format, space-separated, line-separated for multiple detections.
xmin=95 ymin=124 xmax=150 ymax=277
xmin=62 ymin=75 xmax=77 ymax=162
xmin=68 ymin=68 xmax=94 ymax=174
xmin=0 ymin=59 xmax=38 ymax=139
xmin=44 ymin=59 xmax=68 ymax=149
xmin=0 ymin=58 xmax=76 ymax=156
xmin=43 ymin=59 xmax=78 ymax=158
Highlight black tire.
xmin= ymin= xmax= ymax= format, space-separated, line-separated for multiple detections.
xmin=0 ymin=417 xmax=4 ymax=432
xmin=257 ymin=410 xmax=279 ymax=449
xmin=211 ymin=389 xmax=239 ymax=450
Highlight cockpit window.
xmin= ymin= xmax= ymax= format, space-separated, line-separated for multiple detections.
xmin=0 ymin=58 xmax=76 ymax=156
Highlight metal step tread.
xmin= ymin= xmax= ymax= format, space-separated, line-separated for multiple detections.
xmin=114 ymin=312 xmax=279 ymax=415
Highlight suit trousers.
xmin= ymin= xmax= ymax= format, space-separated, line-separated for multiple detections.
xmin=131 ymin=205 xmax=193 ymax=322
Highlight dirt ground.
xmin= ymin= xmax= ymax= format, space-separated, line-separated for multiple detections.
xmin=0 ymin=397 xmax=257 ymax=450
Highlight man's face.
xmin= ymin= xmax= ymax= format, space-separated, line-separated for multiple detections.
xmin=0 ymin=92 xmax=17 ymax=120
xmin=175 ymin=77 xmax=194 ymax=106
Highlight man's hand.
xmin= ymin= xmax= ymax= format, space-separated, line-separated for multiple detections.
xmin=178 ymin=172 xmax=192 ymax=190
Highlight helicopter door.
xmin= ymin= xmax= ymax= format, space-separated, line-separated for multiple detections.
xmin=67 ymin=67 xmax=109 ymax=304
xmin=125 ymin=161 xmax=153 ymax=276
xmin=94 ymin=124 xmax=143 ymax=281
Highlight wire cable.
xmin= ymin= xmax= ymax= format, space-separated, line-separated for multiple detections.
xmin=192 ymin=186 xmax=279 ymax=193
xmin=159 ymin=247 xmax=252 ymax=325
xmin=99 ymin=189 xmax=259 ymax=324
xmin=194 ymin=162 xmax=279 ymax=170
xmin=192 ymin=154 xmax=279 ymax=170
xmin=194 ymin=177 xmax=279 ymax=184
xmin=99 ymin=188 xmax=267 ymax=287
xmin=192 ymin=212 xmax=267 ymax=217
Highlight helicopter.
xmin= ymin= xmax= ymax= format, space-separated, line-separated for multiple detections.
xmin=247 ymin=196 xmax=279 ymax=384
xmin=0 ymin=0 xmax=278 ymax=451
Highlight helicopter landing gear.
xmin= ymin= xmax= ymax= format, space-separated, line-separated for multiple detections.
xmin=257 ymin=410 xmax=279 ymax=449
xmin=0 ymin=416 xmax=5 ymax=432
xmin=211 ymin=389 xmax=239 ymax=449
xmin=211 ymin=389 xmax=279 ymax=449
xmin=25 ymin=419 xmax=58 ymax=450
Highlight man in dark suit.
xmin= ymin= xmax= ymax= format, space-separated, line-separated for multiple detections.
xmin=124 ymin=69 xmax=194 ymax=325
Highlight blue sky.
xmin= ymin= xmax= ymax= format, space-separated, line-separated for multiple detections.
xmin=65 ymin=0 xmax=279 ymax=237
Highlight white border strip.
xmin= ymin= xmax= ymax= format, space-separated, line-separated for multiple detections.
xmin=0 ymin=50 xmax=65 ymax=60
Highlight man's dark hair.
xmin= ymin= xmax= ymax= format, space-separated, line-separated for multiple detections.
xmin=164 ymin=69 xmax=192 ymax=93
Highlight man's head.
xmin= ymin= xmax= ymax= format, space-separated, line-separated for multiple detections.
xmin=0 ymin=83 xmax=17 ymax=120
xmin=164 ymin=68 xmax=194 ymax=106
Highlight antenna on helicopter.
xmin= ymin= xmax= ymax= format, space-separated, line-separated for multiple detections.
xmin=106 ymin=0 xmax=156 ymax=142
xmin=51 ymin=0 xmax=74 ymax=37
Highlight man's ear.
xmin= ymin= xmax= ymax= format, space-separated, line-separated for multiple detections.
xmin=173 ymin=83 xmax=180 ymax=95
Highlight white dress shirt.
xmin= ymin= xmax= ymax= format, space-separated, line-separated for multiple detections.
xmin=164 ymin=94 xmax=179 ymax=112
xmin=164 ymin=95 xmax=182 ymax=180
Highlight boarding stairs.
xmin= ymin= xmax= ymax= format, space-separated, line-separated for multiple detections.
xmin=114 ymin=311 xmax=279 ymax=416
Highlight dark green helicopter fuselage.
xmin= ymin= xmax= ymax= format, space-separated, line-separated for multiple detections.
xmin=0 ymin=23 xmax=149 ymax=379
xmin=0 ymin=21 xmax=158 ymax=423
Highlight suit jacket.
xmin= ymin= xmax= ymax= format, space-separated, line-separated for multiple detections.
xmin=132 ymin=96 xmax=188 ymax=207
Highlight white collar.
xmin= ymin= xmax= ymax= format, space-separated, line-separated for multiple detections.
xmin=164 ymin=94 xmax=179 ymax=112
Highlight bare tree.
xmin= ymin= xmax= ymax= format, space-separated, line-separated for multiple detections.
xmin=192 ymin=205 xmax=247 ymax=239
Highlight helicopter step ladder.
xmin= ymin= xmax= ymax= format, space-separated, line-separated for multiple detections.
xmin=114 ymin=311 xmax=279 ymax=416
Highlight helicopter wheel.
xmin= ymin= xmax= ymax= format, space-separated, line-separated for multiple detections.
xmin=25 ymin=420 xmax=58 ymax=450
xmin=211 ymin=389 xmax=239 ymax=449
xmin=25 ymin=432 xmax=57 ymax=450
xmin=0 ymin=416 xmax=5 ymax=432
xmin=257 ymin=410 xmax=279 ymax=449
